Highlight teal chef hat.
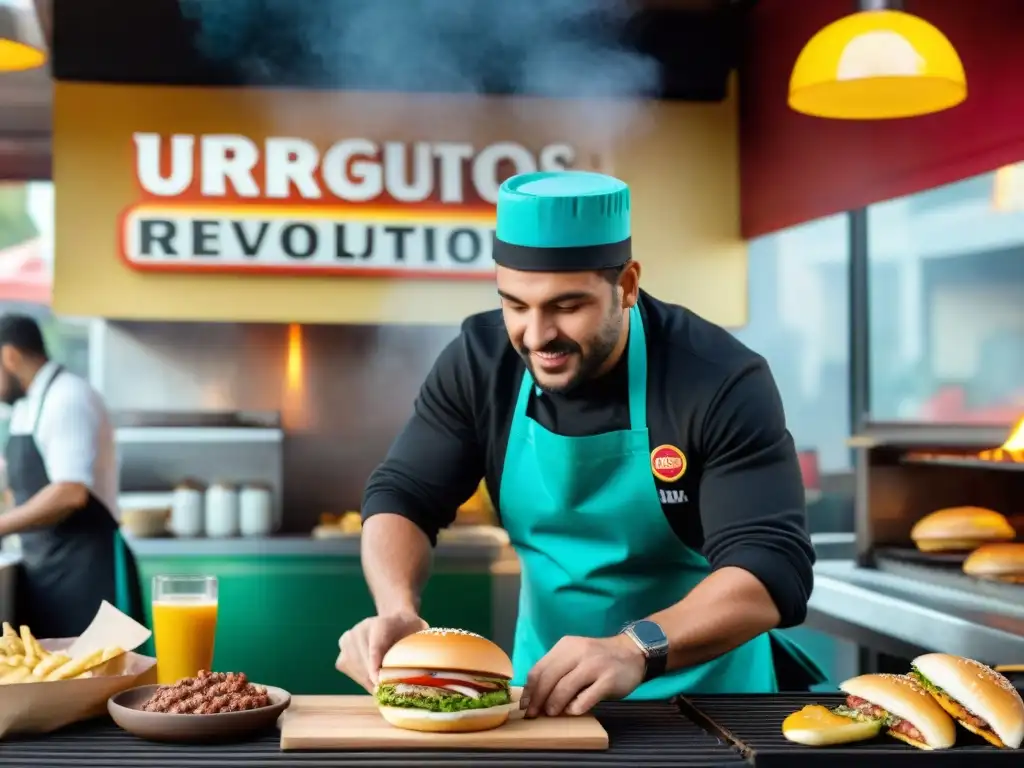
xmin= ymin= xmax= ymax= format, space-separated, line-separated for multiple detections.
xmin=493 ymin=170 xmax=631 ymax=272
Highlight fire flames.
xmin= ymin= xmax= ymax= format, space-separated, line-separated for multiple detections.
xmin=905 ymin=416 xmax=1024 ymax=464
xmin=977 ymin=416 xmax=1024 ymax=463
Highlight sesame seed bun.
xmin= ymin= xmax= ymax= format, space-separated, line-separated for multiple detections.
xmin=910 ymin=507 xmax=1016 ymax=553
xmin=380 ymin=628 xmax=513 ymax=679
xmin=962 ymin=543 xmax=1024 ymax=583
xmin=840 ymin=673 xmax=956 ymax=749
xmin=912 ymin=654 xmax=1024 ymax=749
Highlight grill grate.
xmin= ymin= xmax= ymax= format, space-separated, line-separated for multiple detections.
xmin=0 ymin=702 xmax=743 ymax=768
xmin=873 ymin=546 xmax=967 ymax=568
xmin=683 ymin=693 xmax=1021 ymax=768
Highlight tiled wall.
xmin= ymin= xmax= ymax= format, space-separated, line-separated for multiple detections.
xmin=95 ymin=320 xmax=460 ymax=531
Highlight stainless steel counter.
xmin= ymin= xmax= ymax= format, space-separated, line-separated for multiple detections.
xmin=123 ymin=530 xmax=514 ymax=565
xmin=807 ymin=559 xmax=1024 ymax=663
xmin=126 ymin=531 xmax=849 ymax=564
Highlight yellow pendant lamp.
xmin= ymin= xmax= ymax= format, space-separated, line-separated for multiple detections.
xmin=0 ymin=0 xmax=46 ymax=72
xmin=789 ymin=0 xmax=966 ymax=120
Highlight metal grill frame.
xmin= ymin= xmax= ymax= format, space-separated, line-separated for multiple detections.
xmin=0 ymin=702 xmax=743 ymax=768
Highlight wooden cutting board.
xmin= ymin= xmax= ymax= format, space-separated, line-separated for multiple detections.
xmin=279 ymin=695 xmax=609 ymax=751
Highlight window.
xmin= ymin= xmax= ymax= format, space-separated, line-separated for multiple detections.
xmin=0 ymin=181 xmax=91 ymax=445
xmin=733 ymin=214 xmax=851 ymax=472
xmin=867 ymin=168 xmax=1024 ymax=424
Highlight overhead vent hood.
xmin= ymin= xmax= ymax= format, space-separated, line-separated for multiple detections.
xmin=53 ymin=0 xmax=753 ymax=102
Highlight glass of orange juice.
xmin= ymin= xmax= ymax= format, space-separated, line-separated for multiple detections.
xmin=152 ymin=575 xmax=219 ymax=685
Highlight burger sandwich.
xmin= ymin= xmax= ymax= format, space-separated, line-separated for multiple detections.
xmin=836 ymin=673 xmax=956 ymax=750
xmin=910 ymin=506 xmax=1016 ymax=553
xmin=910 ymin=653 xmax=1024 ymax=749
xmin=375 ymin=628 xmax=514 ymax=733
xmin=962 ymin=543 xmax=1024 ymax=584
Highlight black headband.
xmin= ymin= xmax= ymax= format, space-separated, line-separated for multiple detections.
xmin=491 ymin=236 xmax=632 ymax=272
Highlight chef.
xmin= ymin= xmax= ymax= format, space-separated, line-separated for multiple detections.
xmin=337 ymin=171 xmax=823 ymax=716
xmin=0 ymin=314 xmax=139 ymax=637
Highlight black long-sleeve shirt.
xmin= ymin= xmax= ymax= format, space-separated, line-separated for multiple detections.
xmin=362 ymin=291 xmax=815 ymax=628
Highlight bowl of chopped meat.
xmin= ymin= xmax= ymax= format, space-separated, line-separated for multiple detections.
xmin=108 ymin=669 xmax=291 ymax=743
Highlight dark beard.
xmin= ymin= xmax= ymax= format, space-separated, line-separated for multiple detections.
xmin=520 ymin=313 xmax=623 ymax=395
xmin=0 ymin=372 xmax=24 ymax=406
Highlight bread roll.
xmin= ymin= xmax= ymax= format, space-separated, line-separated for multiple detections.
xmin=962 ymin=543 xmax=1024 ymax=583
xmin=912 ymin=653 xmax=1024 ymax=749
xmin=840 ymin=673 xmax=956 ymax=749
xmin=910 ymin=507 xmax=1015 ymax=552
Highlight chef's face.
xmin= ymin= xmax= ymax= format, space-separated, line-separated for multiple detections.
xmin=497 ymin=262 xmax=640 ymax=394
xmin=0 ymin=347 xmax=25 ymax=406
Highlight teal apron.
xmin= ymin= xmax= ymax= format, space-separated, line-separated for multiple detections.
xmin=500 ymin=303 xmax=796 ymax=696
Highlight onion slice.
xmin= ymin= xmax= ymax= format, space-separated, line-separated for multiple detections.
xmin=443 ymin=684 xmax=482 ymax=698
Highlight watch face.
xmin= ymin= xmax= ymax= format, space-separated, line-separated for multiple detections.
xmin=631 ymin=620 xmax=667 ymax=647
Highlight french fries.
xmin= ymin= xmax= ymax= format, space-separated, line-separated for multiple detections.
xmin=0 ymin=622 xmax=124 ymax=685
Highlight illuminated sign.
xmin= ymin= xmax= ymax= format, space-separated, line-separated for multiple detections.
xmin=122 ymin=134 xmax=576 ymax=279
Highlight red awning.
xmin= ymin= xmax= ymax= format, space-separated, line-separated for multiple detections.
xmin=0 ymin=238 xmax=52 ymax=305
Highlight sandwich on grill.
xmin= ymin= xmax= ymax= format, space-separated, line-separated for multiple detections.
xmin=962 ymin=543 xmax=1024 ymax=584
xmin=910 ymin=653 xmax=1024 ymax=749
xmin=910 ymin=506 xmax=1015 ymax=553
xmin=836 ymin=673 xmax=956 ymax=750
xmin=375 ymin=628 xmax=513 ymax=733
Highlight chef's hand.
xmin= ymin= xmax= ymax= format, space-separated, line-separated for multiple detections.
xmin=336 ymin=612 xmax=428 ymax=692
xmin=522 ymin=634 xmax=646 ymax=718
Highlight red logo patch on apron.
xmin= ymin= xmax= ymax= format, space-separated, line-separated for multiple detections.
xmin=650 ymin=444 xmax=686 ymax=482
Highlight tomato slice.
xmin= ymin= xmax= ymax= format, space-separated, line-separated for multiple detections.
xmin=397 ymin=676 xmax=496 ymax=690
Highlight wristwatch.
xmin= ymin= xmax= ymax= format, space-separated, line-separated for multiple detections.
xmin=620 ymin=620 xmax=669 ymax=682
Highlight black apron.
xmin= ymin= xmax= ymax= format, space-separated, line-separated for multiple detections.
xmin=4 ymin=365 xmax=141 ymax=638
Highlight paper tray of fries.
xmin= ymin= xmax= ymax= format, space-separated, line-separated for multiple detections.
xmin=0 ymin=600 xmax=155 ymax=737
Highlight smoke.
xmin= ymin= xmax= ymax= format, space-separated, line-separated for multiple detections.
xmin=180 ymin=0 xmax=660 ymax=141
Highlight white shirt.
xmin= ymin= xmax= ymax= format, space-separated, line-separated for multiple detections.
xmin=8 ymin=361 xmax=119 ymax=519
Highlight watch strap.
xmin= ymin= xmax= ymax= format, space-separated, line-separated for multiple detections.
xmin=622 ymin=621 xmax=669 ymax=682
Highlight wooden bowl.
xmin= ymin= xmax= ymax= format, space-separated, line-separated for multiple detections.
xmin=108 ymin=683 xmax=291 ymax=743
